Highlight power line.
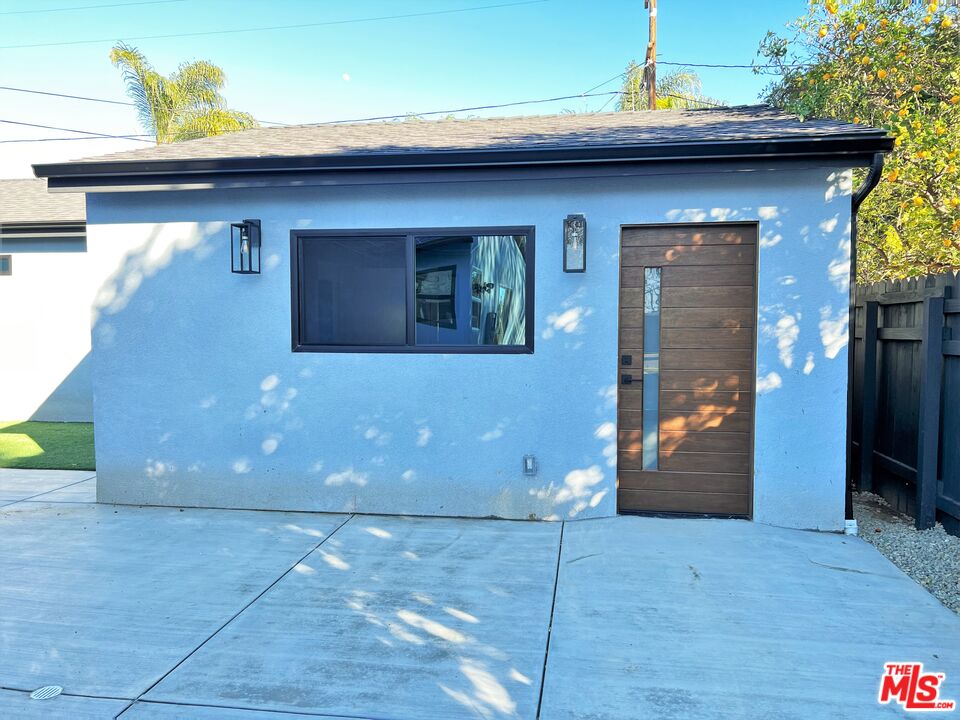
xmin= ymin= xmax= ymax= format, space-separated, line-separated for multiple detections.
xmin=0 ymin=0 xmax=183 ymax=15
xmin=0 ymin=134 xmax=149 ymax=144
xmin=580 ymin=71 xmax=627 ymax=96
xmin=658 ymin=60 xmax=810 ymax=70
xmin=0 ymin=86 xmax=741 ymax=145
xmin=0 ymin=84 xmax=134 ymax=106
xmin=0 ymin=118 xmax=153 ymax=142
xmin=0 ymin=91 xmax=623 ymax=145
xmin=0 ymin=0 xmax=549 ymax=50
xmin=0 ymin=85 xmax=290 ymax=127
xmin=312 ymin=91 xmax=622 ymax=125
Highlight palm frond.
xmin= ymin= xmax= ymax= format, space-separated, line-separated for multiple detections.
xmin=110 ymin=44 xmax=258 ymax=144
xmin=616 ymin=64 xmax=724 ymax=111
xmin=172 ymin=108 xmax=258 ymax=142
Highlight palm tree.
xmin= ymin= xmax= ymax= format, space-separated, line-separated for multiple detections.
xmin=110 ymin=43 xmax=258 ymax=144
xmin=616 ymin=62 xmax=723 ymax=111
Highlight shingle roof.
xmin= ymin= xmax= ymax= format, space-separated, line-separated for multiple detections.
xmin=33 ymin=105 xmax=892 ymax=188
xmin=0 ymin=179 xmax=85 ymax=223
xmin=73 ymin=105 xmax=883 ymax=164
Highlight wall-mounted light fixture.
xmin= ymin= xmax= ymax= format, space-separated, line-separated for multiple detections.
xmin=231 ymin=219 xmax=261 ymax=274
xmin=563 ymin=213 xmax=586 ymax=273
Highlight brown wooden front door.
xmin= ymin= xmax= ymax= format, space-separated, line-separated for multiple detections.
xmin=617 ymin=223 xmax=757 ymax=516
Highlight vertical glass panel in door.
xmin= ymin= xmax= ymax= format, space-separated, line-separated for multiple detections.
xmin=642 ymin=267 xmax=661 ymax=470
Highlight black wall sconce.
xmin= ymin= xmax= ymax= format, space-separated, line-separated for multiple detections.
xmin=231 ymin=219 xmax=261 ymax=274
xmin=563 ymin=213 xmax=586 ymax=273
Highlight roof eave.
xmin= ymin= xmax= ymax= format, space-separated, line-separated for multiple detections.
xmin=34 ymin=133 xmax=894 ymax=188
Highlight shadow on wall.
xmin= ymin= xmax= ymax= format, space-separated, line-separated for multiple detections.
xmin=28 ymin=352 xmax=93 ymax=422
xmin=88 ymin=216 xmax=618 ymax=520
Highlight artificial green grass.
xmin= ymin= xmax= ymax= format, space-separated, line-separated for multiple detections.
xmin=0 ymin=421 xmax=95 ymax=470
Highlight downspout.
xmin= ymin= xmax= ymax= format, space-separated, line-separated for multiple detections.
xmin=845 ymin=152 xmax=885 ymax=532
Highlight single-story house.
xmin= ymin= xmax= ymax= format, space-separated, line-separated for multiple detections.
xmin=34 ymin=105 xmax=892 ymax=530
xmin=0 ymin=179 xmax=93 ymax=422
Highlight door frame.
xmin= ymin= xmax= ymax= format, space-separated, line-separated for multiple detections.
xmin=615 ymin=220 xmax=761 ymax=519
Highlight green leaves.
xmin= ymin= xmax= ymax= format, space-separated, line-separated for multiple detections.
xmin=110 ymin=43 xmax=258 ymax=145
xmin=760 ymin=0 xmax=960 ymax=280
xmin=615 ymin=64 xmax=722 ymax=111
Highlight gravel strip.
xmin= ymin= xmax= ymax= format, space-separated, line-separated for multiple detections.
xmin=854 ymin=491 xmax=960 ymax=615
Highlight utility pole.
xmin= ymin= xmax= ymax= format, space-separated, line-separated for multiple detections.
xmin=644 ymin=0 xmax=657 ymax=109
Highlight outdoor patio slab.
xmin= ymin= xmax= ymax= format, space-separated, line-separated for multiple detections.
xmin=3 ymin=483 xmax=959 ymax=719
xmin=539 ymin=516 xmax=960 ymax=720
xmin=0 ymin=501 xmax=349 ymax=699
xmin=0 ymin=689 xmax=128 ymax=720
xmin=0 ymin=469 xmax=95 ymax=505
xmin=121 ymin=700 xmax=358 ymax=718
xmin=20 ymin=476 xmax=97 ymax=504
xmin=143 ymin=515 xmax=562 ymax=720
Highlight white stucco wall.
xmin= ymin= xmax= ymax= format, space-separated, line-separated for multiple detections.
xmin=0 ymin=245 xmax=107 ymax=422
xmin=85 ymin=164 xmax=853 ymax=530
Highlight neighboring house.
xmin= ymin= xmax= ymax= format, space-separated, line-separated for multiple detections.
xmin=0 ymin=179 xmax=94 ymax=422
xmin=34 ymin=106 xmax=892 ymax=529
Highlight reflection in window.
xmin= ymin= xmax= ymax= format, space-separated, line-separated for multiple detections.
xmin=415 ymin=234 xmax=527 ymax=346
xmin=292 ymin=229 xmax=531 ymax=352
xmin=416 ymin=264 xmax=457 ymax=330
xmin=642 ymin=267 xmax=661 ymax=470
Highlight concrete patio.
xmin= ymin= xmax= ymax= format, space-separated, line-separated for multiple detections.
xmin=1 ymin=468 xmax=957 ymax=719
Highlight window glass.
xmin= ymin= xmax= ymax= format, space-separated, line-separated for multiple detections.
xmin=415 ymin=234 xmax=527 ymax=346
xmin=642 ymin=267 xmax=661 ymax=470
xmin=299 ymin=237 xmax=406 ymax=346
xmin=292 ymin=229 xmax=531 ymax=352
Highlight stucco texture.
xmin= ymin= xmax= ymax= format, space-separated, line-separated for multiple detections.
xmin=85 ymin=164 xmax=852 ymax=529
xmin=0 ymin=249 xmax=97 ymax=422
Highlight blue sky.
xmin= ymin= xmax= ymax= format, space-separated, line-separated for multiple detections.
xmin=0 ymin=0 xmax=805 ymax=177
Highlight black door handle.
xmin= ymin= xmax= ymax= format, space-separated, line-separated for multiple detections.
xmin=621 ymin=373 xmax=633 ymax=385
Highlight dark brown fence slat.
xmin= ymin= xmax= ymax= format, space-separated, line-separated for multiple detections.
xmin=915 ymin=296 xmax=945 ymax=530
xmin=879 ymin=327 xmax=924 ymax=341
xmin=852 ymin=271 xmax=958 ymax=536
xmin=859 ymin=301 xmax=879 ymax=494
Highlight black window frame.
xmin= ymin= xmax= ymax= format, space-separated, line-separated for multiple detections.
xmin=290 ymin=226 xmax=535 ymax=354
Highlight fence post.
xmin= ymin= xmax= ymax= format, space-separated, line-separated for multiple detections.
xmin=859 ymin=300 xmax=879 ymax=494
xmin=916 ymin=296 xmax=944 ymax=530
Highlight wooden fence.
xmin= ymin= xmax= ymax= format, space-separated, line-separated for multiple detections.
xmin=851 ymin=271 xmax=960 ymax=535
